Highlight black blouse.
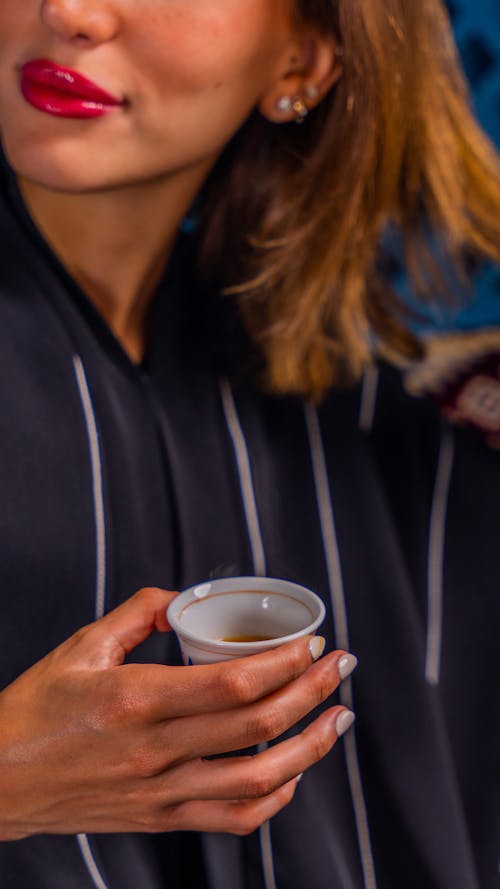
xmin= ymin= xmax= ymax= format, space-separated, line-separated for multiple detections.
xmin=0 ymin=155 xmax=498 ymax=889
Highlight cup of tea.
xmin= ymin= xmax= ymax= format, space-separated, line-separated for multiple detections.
xmin=167 ymin=576 xmax=326 ymax=665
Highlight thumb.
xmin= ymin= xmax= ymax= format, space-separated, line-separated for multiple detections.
xmin=73 ymin=587 xmax=179 ymax=668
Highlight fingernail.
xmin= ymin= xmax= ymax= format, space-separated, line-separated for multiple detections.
xmin=338 ymin=653 xmax=358 ymax=681
xmin=336 ymin=710 xmax=356 ymax=737
xmin=296 ymin=772 xmax=304 ymax=783
xmin=309 ymin=636 xmax=326 ymax=661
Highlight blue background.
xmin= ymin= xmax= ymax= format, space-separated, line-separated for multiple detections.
xmin=433 ymin=0 xmax=500 ymax=329
xmin=450 ymin=0 xmax=500 ymax=147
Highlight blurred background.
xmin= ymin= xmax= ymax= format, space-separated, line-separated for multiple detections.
xmin=449 ymin=0 xmax=500 ymax=147
xmin=444 ymin=0 xmax=500 ymax=327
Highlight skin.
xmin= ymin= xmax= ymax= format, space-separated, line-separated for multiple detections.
xmin=0 ymin=1 xmax=348 ymax=839
xmin=0 ymin=588 xmax=352 ymax=839
xmin=0 ymin=0 xmax=340 ymax=359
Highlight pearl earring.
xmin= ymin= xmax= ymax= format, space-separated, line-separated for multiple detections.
xmin=276 ymin=96 xmax=293 ymax=113
xmin=275 ymin=95 xmax=309 ymax=123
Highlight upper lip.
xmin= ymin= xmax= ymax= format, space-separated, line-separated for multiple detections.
xmin=20 ymin=58 xmax=123 ymax=105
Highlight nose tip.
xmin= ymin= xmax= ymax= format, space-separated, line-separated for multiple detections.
xmin=40 ymin=0 xmax=119 ymax=45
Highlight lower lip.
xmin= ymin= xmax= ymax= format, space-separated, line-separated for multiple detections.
xmin=20 ymin=80 xmax=121 ymax=119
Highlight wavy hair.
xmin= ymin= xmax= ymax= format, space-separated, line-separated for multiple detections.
xmin=198 ymin=0 xmax=500 ymax=398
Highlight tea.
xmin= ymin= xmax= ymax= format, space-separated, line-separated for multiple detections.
xmin=222 ymin=635 xmax=279 ymax=642
xmin=169 ymin=576 xmax=326 ymax=664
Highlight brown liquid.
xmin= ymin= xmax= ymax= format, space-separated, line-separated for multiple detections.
xmin=222 ymin=634 xmax=279 ymax=643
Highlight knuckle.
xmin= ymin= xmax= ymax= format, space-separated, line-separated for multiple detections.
xmin=125 ymin=686 xmax=155 ymax=722
xmin=247 ymin=706 xmax=285 ymax=744
xmin=132 ymin=808 xmax=163 ymax=831
xmin=61 ymin=624 xmax=94 ymax=655
xmin=310 ymin=732 xmax=331 ymax=765
xmin=230 ymin=777 xmax=298 ymax=834
xmin=242 ymin=766 xmax=276 ymax=800
xmin=136 ymin=585 xmax=160 ymax=601
xmin=95 ymin=686 xmax=147 ymax=733
xmin=106 ymin=685 xmax=135 ymax=721
xmin=152 ymin=802 xmax=192 ymax=834
xmin=313 ymin=671 xmax=334 ymax=708
xmin=124 ymin=784 xmax=179 ymax=832
xmin=81 ymin=676 xmax=152 ymax=734
xmin=105 ymin=675 xmax=155 ymax=726
xmin=288 ymin=644 xmax=309 ymax=682
xmin=71 ymin=625 xmax=91 ymax=644
xmin=218 ymin=666 xmax=257 ymax=706
xmin=153 ymin=810 xmax=175 ymax=833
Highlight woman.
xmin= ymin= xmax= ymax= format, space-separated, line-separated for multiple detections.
xmin=0 ymin=1 xmax=499 ymax=888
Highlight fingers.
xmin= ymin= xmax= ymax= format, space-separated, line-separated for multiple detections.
xmin=157 ymin=704 xmax=351 ymax=833
xmin=157 ymin=778 xmax=300 ymax=836
xmin=155 ymin=650 xmax=345 ymax=761
xmin=96 ymin=586 xmax=176 ymax=641
xmin=154 ymin=706 xmax=348 ymax=804
xmin=67 ymin=588 xmax=178 ymax=669
xmin=118 ymin=636 xmax=330 ymax=722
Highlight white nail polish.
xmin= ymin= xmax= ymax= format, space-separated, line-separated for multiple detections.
xmin=309 ymin=636 xmax=326 ymax=661
xmin=336 ymin=710 xmax=356 ymax=737
xmin=338 ymin=653 xmax=358 ymax=681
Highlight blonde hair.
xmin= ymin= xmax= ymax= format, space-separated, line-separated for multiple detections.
xmin=198 ymin=0 xmax=500 ymax=398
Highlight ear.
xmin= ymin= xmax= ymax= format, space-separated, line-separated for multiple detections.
xmin=259 ymin=30 xmax=342 ymax=124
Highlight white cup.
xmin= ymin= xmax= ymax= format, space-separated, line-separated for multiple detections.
xmin=167 ymin=576 xmax=326 ymax=665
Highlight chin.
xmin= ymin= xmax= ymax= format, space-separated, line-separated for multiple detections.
xmin=1 ymin=131 xmax=127 ymax=194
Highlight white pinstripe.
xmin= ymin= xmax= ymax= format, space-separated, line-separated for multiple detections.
xmin=305 ymin=402 xmax=378 ymax=889
xmin=425 ymin=424 xmax=455 ymax=686
xmin=219 ymin=379 xmax=266 ymax=577
xmin=73 ymin=357 xmax=107 ymax=622
xmin=219 ymin=379 xmax=277 ymax=889
xmin=76 ymin=835 xmax=110 ymax=889
xmin=73 ymin=356 xmax=111 ymax=889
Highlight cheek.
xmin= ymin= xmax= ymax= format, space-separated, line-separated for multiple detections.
xmin=128 ymin=3 xmax=286 ymax=101
xmin=0 ymin=10 xmax=31 ymax=56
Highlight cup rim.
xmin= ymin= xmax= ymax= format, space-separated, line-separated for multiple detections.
xmin=167 ymin=576 xmax=326 ymax=653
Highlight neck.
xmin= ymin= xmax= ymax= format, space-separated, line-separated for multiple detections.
xmin=18 ymin=166 xmax=210 ymax=362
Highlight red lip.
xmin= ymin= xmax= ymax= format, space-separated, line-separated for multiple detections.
xmin=20 ymin=59 xmax=124 ymax=119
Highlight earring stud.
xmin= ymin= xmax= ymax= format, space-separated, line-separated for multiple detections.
xmin=276 ymin=96 xmax=293 ymax=113
xmin=304 ymin=85 xmax=319 ymax=100
xmin=292 ymin=98 xmax=308 ymax=123
xmin=275 ymin=95 xmax=309 ymax=123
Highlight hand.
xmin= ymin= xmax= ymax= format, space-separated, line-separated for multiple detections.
xmin=0 ymin=587 xmax=355 ymax=840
